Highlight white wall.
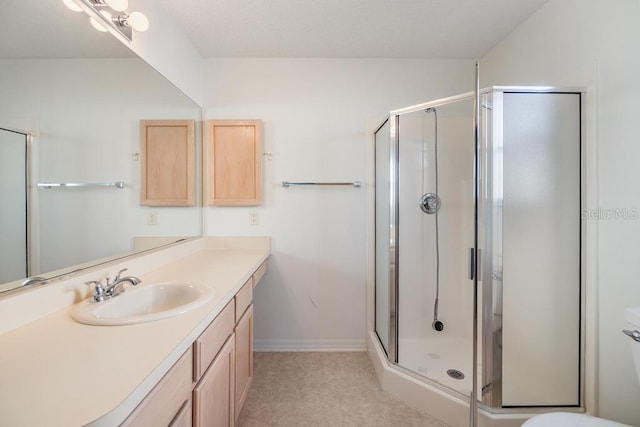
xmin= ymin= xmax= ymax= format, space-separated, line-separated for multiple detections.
xmin=481 ymin=1 xmax=640 ymax=424
xmin=203 ymin=58 xmax=474 ymax=350
xmin=126 ymin=0 xmax=206 ymax=107
xmin=0 ymin=58 xmax=201 ymax=275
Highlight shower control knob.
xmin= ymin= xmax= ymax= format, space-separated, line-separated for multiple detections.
xmin=433 ymin=320 xmax=444 ymax=332
xmin=420 ymin=193 xmax=441 ymax=214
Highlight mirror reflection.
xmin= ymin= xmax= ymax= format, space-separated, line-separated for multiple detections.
xmin=0 ymin=0 xmax=202 ymax=292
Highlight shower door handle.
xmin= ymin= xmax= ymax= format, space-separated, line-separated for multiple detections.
xmin=468 ymin=248 xmax=481 ymax=280
xmin=623 ymin=329 xmax=640 ymax=343
xmin=468 ymin=248 xmax=475 ymax=280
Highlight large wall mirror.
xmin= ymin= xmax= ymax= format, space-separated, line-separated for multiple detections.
xmin=0 ymin=0 xmax=202 ymax=293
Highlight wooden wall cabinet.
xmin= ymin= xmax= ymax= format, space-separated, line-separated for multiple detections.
xmin=140 ymin=120 xmax=195 ymax=206
xmin=205 ymin=120 xmax=262 ymax=206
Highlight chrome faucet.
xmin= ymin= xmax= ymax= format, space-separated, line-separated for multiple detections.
xmin=85 ymin=280 xmax=107 ymax=303
xmin=85 ymin=268 xmax=141 ymax=303
xmin=105 ymin=268 xmax=141 ymax=298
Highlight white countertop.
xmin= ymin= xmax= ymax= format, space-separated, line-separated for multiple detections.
xmin=0 ymin=238 xmax=270 ymax=427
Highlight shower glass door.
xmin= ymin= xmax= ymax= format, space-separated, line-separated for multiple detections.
xmin=374 ymin=118 xmax=392 ymax=355
xmin=374 ymin=87 xmax=583 ymax=423
xmin=0 ymin=128 xmax=28 ymax=283
xmin=394 ymin=96 xmax=477 ymax=397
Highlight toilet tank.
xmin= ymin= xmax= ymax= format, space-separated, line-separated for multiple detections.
xmin=624 ymin=307 xmax=640 ymax=384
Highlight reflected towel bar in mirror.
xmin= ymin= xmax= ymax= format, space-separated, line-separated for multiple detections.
xmin=281 ymin=181 xmax=362 ymax=188
xmin=37 ymin=182 xmax=125 ymax=189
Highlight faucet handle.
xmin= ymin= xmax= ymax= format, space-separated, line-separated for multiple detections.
xmin=85 ymin=280 xmax=106 ymax=303
xmin=108 ymin=268 xmax=128 ymax=285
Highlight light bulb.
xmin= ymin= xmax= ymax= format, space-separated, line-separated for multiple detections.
xmin=62 ymin=0 xmax=83 ymax=12
xmin=105 ymin=0 xmax=128 ymax=12
xmin=127 ymin=11 xmax=149 ymax=32
xmin=89 ymin=11 xmax=111 ymax=32
xmin=90 ymin=17 xmax=107 ymax=32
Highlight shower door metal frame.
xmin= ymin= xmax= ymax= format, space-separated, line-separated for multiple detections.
xmin=373 ymin=117 xmax=392 ymax=358
xmin=479 ymin=89 xmax=504 ymax=409
xmin=0 ymin=126 xmax=33 ymax=279
xmin=471 ymin=62 xmax=480 ymax=427
xmin=374 ymin=86 xmax=586 ymax=421
xmin=378 ymin=89 xmax=479 ymax=366
xmin=375 ymin=87 xmax=482 ymax=427
xmin=375 ymin=87 xmax=492 ymax=402
xmin=388 ymin=114 xmax=400 ymax=363
xmin=478 ymin=87 xmax=586 ymax=413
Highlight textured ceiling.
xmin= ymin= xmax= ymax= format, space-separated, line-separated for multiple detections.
xmin=155 ymin=0 xmax=549 ymax=58
xmin=2 ymin=1 xmax=549 ymax=59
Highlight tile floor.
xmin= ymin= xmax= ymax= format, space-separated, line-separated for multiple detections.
xmin=237 ymin=352 xmax=448 ymax=426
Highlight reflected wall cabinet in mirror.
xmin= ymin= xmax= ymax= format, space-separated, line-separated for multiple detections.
xmin=205 ymin=120 xmax=262 ymax=206
xmin=140 ymin=120 xmax=195 ymax=206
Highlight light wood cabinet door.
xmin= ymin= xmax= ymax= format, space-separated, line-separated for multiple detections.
xmin=205 ymin=120 xmax=262 ymax=206
xmin=140 ymin=120 xmax=195 ymax=206
xmin=193 ymin=334 xmax=236 ymax=427
xmin=234 ymin=304 xmax=253 ymax=419
xmin=169 ymin=400 xmax=192 ymax=427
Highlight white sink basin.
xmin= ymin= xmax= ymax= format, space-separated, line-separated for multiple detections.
xmin=71 ymin=283 xmax=215 ymax=326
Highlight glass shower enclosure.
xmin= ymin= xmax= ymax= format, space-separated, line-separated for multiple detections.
xmin=374 ymin=87 xmax=583 ymax=421
xmin=0 ymin=127 xmax=29 ymax=283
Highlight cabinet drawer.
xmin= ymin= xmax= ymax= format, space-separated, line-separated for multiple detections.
xmin=235 ymin=278 xmax=253 ymax=323
xmin=122 ymin=347 xmax=193 ymax=427
xmin=252 ymin=260 xmax=268 ymax=288
xmin=194 ymin=300 xmax=235 ymax=380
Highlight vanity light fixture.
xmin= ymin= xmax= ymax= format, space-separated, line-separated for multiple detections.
xmin=89 ymin=11 xmax=111 ymax=32
xmin=98 ymin=0 xmax=129 ymax=12
xmin=63 ymin=0 xmax=83 ymax=12
xmin=62 ymin=0 xmax=149 ymax=41
xmin=115 ymin=11 xmax=150 ymax=32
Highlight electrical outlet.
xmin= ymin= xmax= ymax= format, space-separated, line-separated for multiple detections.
xmin=249 ymin=212 xmax=259 ymax=225
xmin=147 ymin=211 xmax=157 ymax=226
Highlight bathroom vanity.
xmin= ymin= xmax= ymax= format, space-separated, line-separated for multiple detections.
xmin=0 ymin=237 xmax=269 ymax=426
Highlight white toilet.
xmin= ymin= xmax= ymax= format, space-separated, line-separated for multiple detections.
xmin=523 ymin=307 xmax=640 ymax=427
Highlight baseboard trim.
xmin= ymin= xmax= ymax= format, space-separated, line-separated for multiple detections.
xmin=255 ymin=338 xmax=367 ymax=352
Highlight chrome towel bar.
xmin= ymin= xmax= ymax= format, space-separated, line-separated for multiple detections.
xmin=281 ymin=181 xmax=361 ymax=188
xmin=37 ymin=182 xmax=125 ymax=189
